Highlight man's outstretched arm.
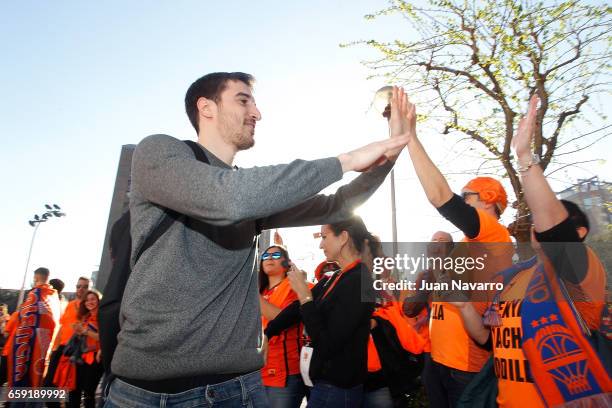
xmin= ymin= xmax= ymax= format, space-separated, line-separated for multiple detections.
xmin=257 ymin=161 xmax=394 ymax=229
xmin=132 ymin=134 xmax=409 ymax=227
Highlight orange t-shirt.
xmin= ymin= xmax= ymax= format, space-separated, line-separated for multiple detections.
xmin=430 ymin=209 xmax=512 ymax=372
xmin=463 ymin=209 xmax=512 ymax=244
xmin=81 ymin=312 xmax=100 ymax=365
xmin=494 ymin=248 xmax=606 ymax=408
xmin=54 ymin=299 xmax=80 ymax=348
xmin=261 ymin=279 xmax=301 ymax=387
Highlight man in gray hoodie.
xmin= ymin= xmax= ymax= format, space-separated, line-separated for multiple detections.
xmin=106 ymin=72 xmax=409 ymax=407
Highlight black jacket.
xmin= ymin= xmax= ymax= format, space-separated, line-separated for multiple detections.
xmin=265 ymin=262 xmax=374 ymax=388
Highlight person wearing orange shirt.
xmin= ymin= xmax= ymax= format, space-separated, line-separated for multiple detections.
xmin=259 ymin=245 xmax=307 ymax=408
xmin=392 ymin=86 xmax=513 ymax=407
xmin=402 ymin=231 xmax=454 ymax=348
xmin=453 ymin=95 xmax=610 ymax=408
xmin=1 ymin=310 xmax=19 ymax=386
xmin=53 ymin=290 xmax=103 ymax=408
xmin=43 ymin=276 xmax=90 ymax=407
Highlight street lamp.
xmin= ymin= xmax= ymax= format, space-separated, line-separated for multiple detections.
xmin=373 ymin=86 xmax=398 ymax=257
xmin=17 ymin=204 xmax=66 ymax=307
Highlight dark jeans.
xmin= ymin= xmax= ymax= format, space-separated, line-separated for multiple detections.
xmin=104 ymin=370 xmax=268 ymax=408
xmin=307 ymin=382 xmax=363 ymax=408
xmin=362 ymin=386 xmax=393 ymax=407
xmin=43 ymin=346 xmax=64 ymax=408
xmin=264 ymin=374 xmax=306 ymax=408
xmin=422 ymin=354 xmax=476 ymax=408
xmin=68 ymin=361 xmax=104 ymax=408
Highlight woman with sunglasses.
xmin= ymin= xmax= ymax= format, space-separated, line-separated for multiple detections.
xmin=259 ymin=245 xmax=308 ymax=408
xmin=264 ymin=216 xmax=376 ymax=407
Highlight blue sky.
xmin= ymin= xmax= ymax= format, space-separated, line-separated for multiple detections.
xmin=1 ymin=1 xmax=610 ymax=290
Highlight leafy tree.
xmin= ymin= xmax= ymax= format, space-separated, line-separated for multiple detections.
xmin=345 ymin=0 xmax=611 ymax=241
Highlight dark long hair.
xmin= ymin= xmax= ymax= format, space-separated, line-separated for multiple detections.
xmin=328 ymin=216 xmax=377 ymax=258
xmin=77 ymin=290 xmax=101 ymax=321
xmin=258 ymin=245 xmax=290 ymax=294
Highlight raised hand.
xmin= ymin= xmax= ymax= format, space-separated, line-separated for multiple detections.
xmin=389 ymin=86 xmax=405 ymax=137
xmin=337 ymin=134 xmax=410 ymax=173
xmin=386 ymin=86 xmax=410 ymax=161
xmin=273 ymin=229 xmax=284 ymax=246
xmin=512 ymin=94 xmax=539 ymax=161
xmin=401 ymin=90 xmax=417 ymax=141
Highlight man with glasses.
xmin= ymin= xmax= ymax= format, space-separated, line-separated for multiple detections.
xmin=44 ymin=277 xmax=90 ymax=405
xmin=392 ymin=86 xmax=513 ymax=408
xmin=106 ymin=72 xmax=410 ymax=407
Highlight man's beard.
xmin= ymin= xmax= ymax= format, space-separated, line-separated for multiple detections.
xmin=233 ymin=130 xmax=255 ymax=151
xmin=219 ymin=110 xmax=255 ymax=151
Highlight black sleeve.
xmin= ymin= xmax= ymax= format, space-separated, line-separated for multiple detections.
xmin=534 ymin=217 xmax=588 ymax=284
xmin=402 ymin=270 xmax=433 ymax=317
xmin=264 ymin=300 xmax=301 ymax=339
xmin=300 ymin=272 xmax=374 ymax=360
xmin=264 ymin=278 xmax=332 ymax=339
xmin=436 ymin=194 xmax=480 ymax=239
xmin=478 ymin=331 xmax=492 ymax=351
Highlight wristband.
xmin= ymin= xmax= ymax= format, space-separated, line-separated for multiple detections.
xmin=517 ymin=153 xmax=540 ymax=173
xmin=300 ymin=296 xmax=313 ymax=305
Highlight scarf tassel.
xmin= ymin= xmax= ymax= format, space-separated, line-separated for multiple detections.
xmin=483 ymin=302 xmax=502 ymax=327
xmin=559 ymin=393 xmax=612 ymax=408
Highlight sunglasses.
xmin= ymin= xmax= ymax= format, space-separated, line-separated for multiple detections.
xmin=76 ymin=285 xmax=88 ymax=289
xmin=261 ymin=251 xmax=283 ymax=261
xmin=461 ymin=192 xmax=479 ymax=200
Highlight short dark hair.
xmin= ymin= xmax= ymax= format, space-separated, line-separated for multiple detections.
xmin=33 ymin=267 xmax=50 ymax=279
xmin=561 ymin=199 xmax=590 ymax=241
xmin=78 ymin=277 xmax=90 ymax=283
xmin=49 ymin=278 xmax=65 ymax=294
xmin=185 ymin=72 xmax=255 ymax=133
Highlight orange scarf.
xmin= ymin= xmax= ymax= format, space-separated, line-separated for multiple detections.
xmin=521 ymin=257 xmax=611 ymax=406
xmin=8 ymin=284 xmax=59 ymax=387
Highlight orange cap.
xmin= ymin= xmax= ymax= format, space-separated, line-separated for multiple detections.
xmin=463 ymin=177 xmax=507 ymax=214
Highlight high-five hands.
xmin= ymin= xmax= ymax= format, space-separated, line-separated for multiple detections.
xmin=337 ymin=86 xmax=418 ymax=173
xmin=393 ymin=86 xmax=417 ymax=142
xmin=337 ymin=135 xmax=410 ymax=173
